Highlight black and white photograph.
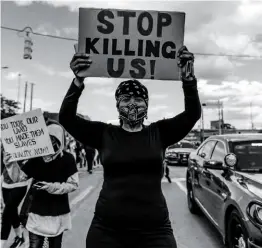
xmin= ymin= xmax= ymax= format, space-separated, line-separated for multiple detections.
xmin=1 ymin=1 xmax=262 ymax=248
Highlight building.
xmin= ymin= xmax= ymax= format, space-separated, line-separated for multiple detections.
xmin=210 ymin=120 xmax=235 ymax=130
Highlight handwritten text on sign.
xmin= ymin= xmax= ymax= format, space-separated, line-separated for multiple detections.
xmin=1 ymin=109 xmax=54 ymax=162
xmin=78 ymin=8 xmax=185 ymax=80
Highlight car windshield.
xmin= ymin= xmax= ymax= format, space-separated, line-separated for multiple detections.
xmin=233 ymin=141 xmax=262 ymax=172
xmin=180 ymin=142 xmax=195 ymax=148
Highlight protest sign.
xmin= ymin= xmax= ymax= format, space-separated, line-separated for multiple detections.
xmin=78 ymin=8 xmax=185 ymax=80
xmin=1 ymin=109 xmax=55 ymax=162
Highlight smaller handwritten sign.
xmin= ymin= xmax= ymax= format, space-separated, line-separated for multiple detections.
xmin=1 ymin=109 xmax=55 ymax=162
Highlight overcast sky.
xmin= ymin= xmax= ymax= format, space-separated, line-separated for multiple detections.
xmin=1 ymin=0 xmax=262 ymax=129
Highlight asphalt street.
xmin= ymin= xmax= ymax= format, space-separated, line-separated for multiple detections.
xmin=64 ymin=165 xmax=225 ymax=248
xmin=4 ymin=165 xmax=225 ymax=248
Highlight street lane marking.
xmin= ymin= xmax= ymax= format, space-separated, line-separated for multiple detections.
xmin=175 ymin=181 xmax=187 ymax=194
xmin=71 ymin=186 xmax=94 ymax=206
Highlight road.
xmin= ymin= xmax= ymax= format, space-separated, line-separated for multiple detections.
xmin=5 ymin=165 xmax=225 ymax=248
xmin=64 ymin=165 xmax=224 ymax=248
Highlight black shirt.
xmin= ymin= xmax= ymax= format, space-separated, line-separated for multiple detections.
xmin=59 ymin=79 xmax=201 ymax=229
xmin=22 ymin=151 xmax=77 ymax=216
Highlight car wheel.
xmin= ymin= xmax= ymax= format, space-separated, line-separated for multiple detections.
xmin=227 ymin=210 xmax=249 ymax=248
xmin=187 ymin=178 xmax=200 ymax=215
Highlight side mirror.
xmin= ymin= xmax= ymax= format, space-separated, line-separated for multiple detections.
xmin=224 ymin=153 xmax=237 ymax=168
xmin=203 ymin=160 xmax=224 ymax=170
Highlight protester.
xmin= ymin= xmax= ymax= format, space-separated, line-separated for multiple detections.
xmin=1 ymin=145 xmax=28 ymax=248
xmin=163 ymin=160 xmax=172 ymax=183
xmin=75 ymin=141 xmax=84 ymax=168
xmin=59 ymin=45 xmax=201 ymax=248
xmin=84 ymin=146 xmax=96 ymax=174
xmin=3 ymin=123 xmax=79 ymax=248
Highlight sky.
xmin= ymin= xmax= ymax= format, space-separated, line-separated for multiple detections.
xmin=1 ymin=0 xmax=262 ymax=129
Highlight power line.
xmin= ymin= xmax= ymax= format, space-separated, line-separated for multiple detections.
xmin=1 ymin=26 xmax=77 ymax=41
xmin=1 ymin=25 xmax=262 ymax=59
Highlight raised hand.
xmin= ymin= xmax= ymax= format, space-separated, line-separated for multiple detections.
xmin=70 ymin=53 xmax=92 ymax=85
xmin=3 ymin=152 xmax=13 ymax=167
xmin=177 ymin=46 xmax=195 ymax=81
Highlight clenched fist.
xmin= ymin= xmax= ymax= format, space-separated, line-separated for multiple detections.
xmin=177 ymin=46 xmax=195 ymax=81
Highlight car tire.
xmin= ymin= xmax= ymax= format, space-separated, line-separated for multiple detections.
xmin=187 ymin=178 xmax=200 ymax=215
xmin=226 ymin=210 xmax=249 ymax=248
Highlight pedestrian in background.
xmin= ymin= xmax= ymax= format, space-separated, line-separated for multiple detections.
xmin=3 ymin=124 xmax=79 ymax=248
xmin=84 ymin=146 xmax=96 ymax=174
xmin=59 ymin=45 xmax=201 ymax=248
xmin=163 ymin=160 xmax=172 ymax=183
xmin=75 ymin=141 xmax=84 ymax=168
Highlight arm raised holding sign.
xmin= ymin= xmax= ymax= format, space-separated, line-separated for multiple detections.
xmin=59 ymin=53 xmax=108 ymax=150
xmin=155 ymin=45 xmax=201 ymax=149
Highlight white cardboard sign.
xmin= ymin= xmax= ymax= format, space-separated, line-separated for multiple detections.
xmin=1 ymin=109 xmax=55 ymax=162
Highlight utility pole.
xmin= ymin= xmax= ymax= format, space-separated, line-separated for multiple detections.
xmin=30 ymin=83 xmax=35 ymax=110
xmin=250 ymin=102 xmax=254 ymax=130
xmin=23 ymin=82 xmax=28 ymax=113
xmin=201 ymin=105 xmax=205 ymax=142
xmin=218 ymin=100 xmax=222 ymax=135
xmin=221 ymin=101 xmax=224 ymax=134
xmin=17 ymin=73 xmax=21 ymax=103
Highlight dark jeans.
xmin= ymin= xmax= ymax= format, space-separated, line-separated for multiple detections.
xmin=86 ymin=217 xmax=177 ymax=248
xmin=1 ymin=186 xmax=27 ymax=240
xmin=85 ymin=149 xmax=95 ymax=171
xmin=29 ymin=232 xmax=63 ymax=248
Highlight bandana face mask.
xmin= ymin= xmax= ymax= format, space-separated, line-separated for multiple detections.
xmin=117 ymin=95 xmax=148 ymax=126
xmin=115 ymin=80 xmax=149 ymax=127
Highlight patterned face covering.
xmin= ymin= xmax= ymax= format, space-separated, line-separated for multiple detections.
xmin=115 ymin=80 xmax=149 ymax=126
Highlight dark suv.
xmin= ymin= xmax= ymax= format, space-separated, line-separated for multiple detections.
xmin=186 ymin=134 xmax=262 ymax=248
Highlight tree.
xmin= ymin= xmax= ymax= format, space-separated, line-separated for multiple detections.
xmin=1 ymin=94 xmax=20 ymax=119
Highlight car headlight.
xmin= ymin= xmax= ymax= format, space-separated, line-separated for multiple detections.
xmin=255 ymin=205 xmax=262 ymax=223
xmin=246 ymin=200 xmax=262 ymax=229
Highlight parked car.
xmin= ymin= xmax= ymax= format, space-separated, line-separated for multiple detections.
xmin=165 ymin=140 xmax=196 ymax=166
xmin=186 ymin=134 xmax=262 ymax=248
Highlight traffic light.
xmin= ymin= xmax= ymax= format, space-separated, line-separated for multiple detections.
xmin=23 ymin=32 xmax=33 ymax=59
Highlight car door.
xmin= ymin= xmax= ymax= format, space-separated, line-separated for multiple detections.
xmin=203 ymin=141 xmax=227 ymax=229
xmin=193 ymin=140 xmax=217 ymax=207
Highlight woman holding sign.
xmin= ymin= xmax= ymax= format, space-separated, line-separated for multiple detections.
xmin=3 ymin=124 xmax=79 ymax=248
xmin=59 ymin=45 xmax=201 ymax=248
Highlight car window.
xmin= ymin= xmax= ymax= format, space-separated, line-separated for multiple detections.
xmin=233 ymin=141 xmax=262 ymax=172
xmin=198 ymin=140 xmax=217 ymax=159
xmin=211 ymin=141 xmax=226 ymax=162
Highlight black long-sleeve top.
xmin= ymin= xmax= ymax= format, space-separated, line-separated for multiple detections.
xmin=59 ymin=79 xmax=201 ymax=230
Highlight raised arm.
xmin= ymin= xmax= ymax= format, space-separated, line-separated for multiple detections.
xmin=59 ymin=54 xmax=107 ymax=149
xmin=155 ymin=46 xmax=201 ymax=149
